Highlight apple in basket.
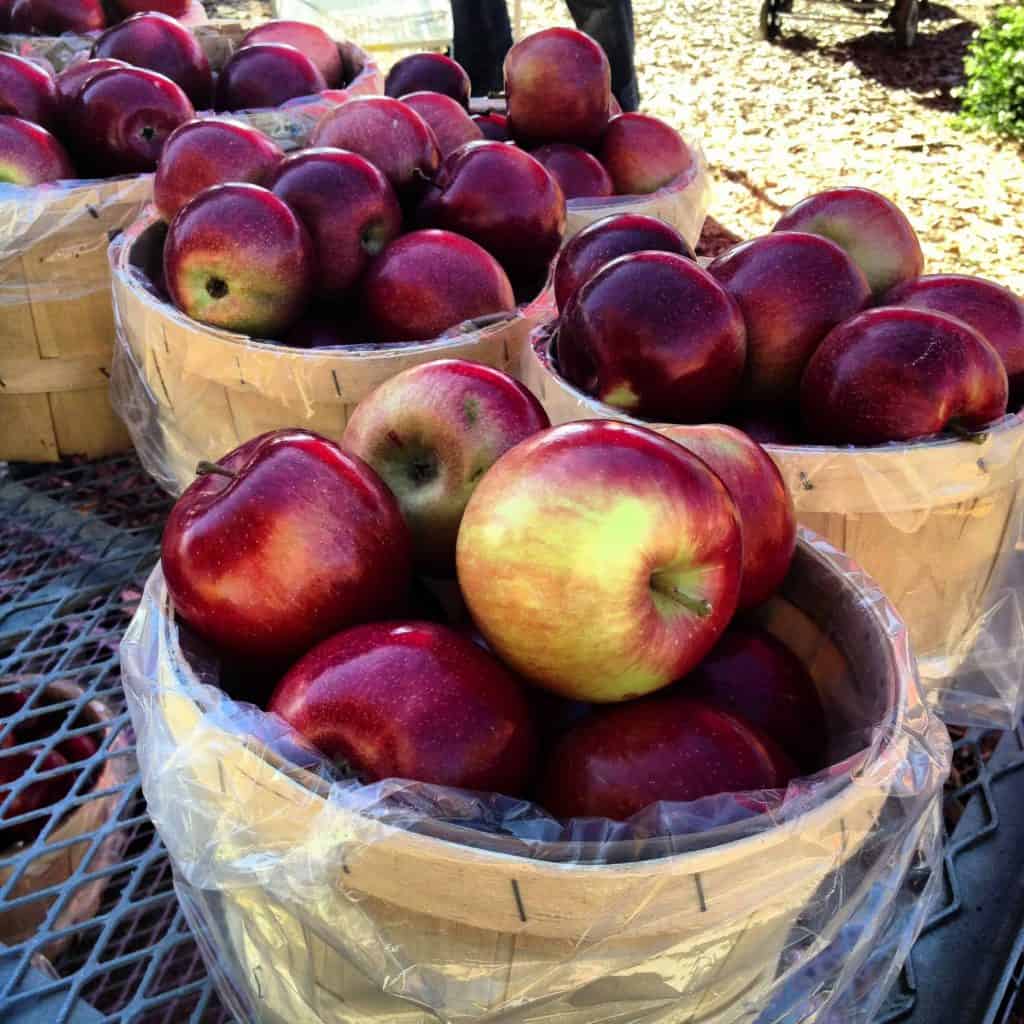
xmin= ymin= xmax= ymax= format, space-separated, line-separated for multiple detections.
xmin=400 ymin=91 xmax=482 ymax=158
xmin=0 ymin=53 xmax=58 ymax=130
xmin=801 ymin=307 xmax=1008 ymax=445
xmin=115 ymin=0 xmax=190 ymax=17
xmin=54 ymin=58 xmax=130 ymax=122
xmin=456 ymin=420 xmax=743 ymax=703
xmin=599 ymin=112 xmax=697 ymax=195
xmin=0 ymin=747 xmax=74 ymax=847
xmin=240 ymin=20 xmax=344 ymax=88
xmin=0 ymin=115 xmax=74 ymax=184
xmin=472 ymin=112 xmax=508 ymax=141
xmin=531 ymin=143 xmax=613 ymax=201
xmin=268 ymin=621 xmax=536 ymax=795
xmin=161 ymin=430 xmax=412 ymax=664
xmin=215 ymin=43 xmax=326 ymax=112
xmin=342 ymin=359 xmax=550 ymax=575
xmin=386 ymin=52 xmax=471 ymax=108
xmin=10 ymin=0 xmax=106 ymax=34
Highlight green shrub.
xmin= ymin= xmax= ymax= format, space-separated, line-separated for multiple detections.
xmin=956 ymin=5 xmax=1024 ymax=141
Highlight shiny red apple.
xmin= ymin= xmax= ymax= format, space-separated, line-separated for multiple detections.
xmin=162 ymin=429 xmax=412 ymax=662
xmin=472 ymin=112 xmax=508 ymax=141
xmin=400 ymin=90 xmax=481 ymax=157
xmin=0 ymin=53 xmax=57 ymax=130
xmin=599 ymin=113 xmax=694 ymax=195
xmin=386 ymin=52 xmax=470 ymax=108
xmin=530 ymin=142 xmax=613 ymax=201
xmin=240 ymin=20 xmax=343 ymax=87
xmin=215 ymin=43 xmax=326 ymax=112
xmin=0 ymin=115 xmax=74 ymax=183
xmin=55 ymin=58 xmax=130 ymax=120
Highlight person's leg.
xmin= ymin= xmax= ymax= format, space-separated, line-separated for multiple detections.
xmin=564 ymin=0 xmax=640 ymax=111
xmin=450 ymin=0 xmax=514 ymax=97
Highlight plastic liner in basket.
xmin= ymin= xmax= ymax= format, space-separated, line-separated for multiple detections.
xmin=120 ymin=530 xmax=951 ymax=1024
xmin=521 ymin=323 xmax=1024 ymax=731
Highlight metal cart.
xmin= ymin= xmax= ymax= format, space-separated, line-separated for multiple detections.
xmin=759 ymin=0 xmax=923 ymax=49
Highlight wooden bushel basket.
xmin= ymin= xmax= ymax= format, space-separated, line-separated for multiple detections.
xmin=109 ymin=210 xmax=557 ymax=495
xmin=522 ymin=325 xmax=1024 ymax=726
xmin=121 ymin=533 xmax=945 ymax=1024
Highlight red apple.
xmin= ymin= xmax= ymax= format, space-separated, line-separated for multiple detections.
xmin=71 ymin=66 xmax=194 ymax=176
xmin=310 ymin=96 xmax=441 ymax=203
xmin=268 ymin=621 xmax=536 ymax=794
xmin=58 ymin=733 xmax=99 ymax=764
xmin=116 ymin=0 xmax=189 ymax=15
xmin=361 ymin=229 xmax=515 ymax=343
xmin=93 ymin=13 xmax=213 ymax=108
xmin=161 ymin=429 xmax=412 ymax=661
xmin=270 ymin=148 xmax=402 ymax=301
xmin=708 ymin=232 xmax=871 ymax=403
xmin=400 ymin=90 xmax=482 ymax=157
xmin=504 ymin=27 xmax=611 ymax=149
xmin=164 ymin=183 xmax=313 ymax=336
xmin=11 ymin=0 xmax=106 ymax=34
xmin=729 ymin=407 xmax=804 ymax=446
xmin=240 ymin=20 xmax=343 ymax=88
xmin=386 ymin=52 xmax=470 ymax=108
xmin=599 ymin=113 xmax=694 ymax=195
xmin=553 ymin=212 xmax=695 ymax=310
xmin=55 ymin=58 xmax=130 ymax=120
xmin=457 ymin=420 xmax=743 ymax=701
xmin=154 ymin=117 xmax=284 ymax=222
xmin=660 ymin=424 xmax=796 ymax=609
xmin=801 ymin=307 xmax=1008 ymax=445
xmin=539 ymin=697 xmax=795 ymax=820
xmin=0 ymin=748 xmax=73 ymax=846
xmin=530 ymin=142 xmax=613 ymax=201
xmin=557 ymin=251 xmax=746 ymax=421
xmin=883 ymin=274 xmax=1024 ymax=407
xmin=680 ymin=625 xmax=826 ymax=772
xmin=0 ymin=53 xmax=57 ymax=130
xmin=0 ymin=115 xmax=74 ymax=183
xmin=472 ymin=112 xmax=508 ymax=141
xmin=342 ymin=359 xmax=550 ymax=574
xmin=773 ymin=187 xmax=924 ymax=297
xmin=215 ymin=43 xmax=326 ymax=112
xmin=417 ymin=140 xmax=566 ymax=287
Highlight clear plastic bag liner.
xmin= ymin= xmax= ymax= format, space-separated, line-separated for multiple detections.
xmin=121 ymin=531 xmax=951 ymax=1023
xmin=522 ymin=322 xmax=1024 ymax=730
xmin=108 ymin=208 xmax=558 ymax=497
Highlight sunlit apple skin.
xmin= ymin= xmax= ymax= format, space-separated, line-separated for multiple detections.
xmin=883 ymin=274 xmax=1024 ymax=407
xmin=154 ymin=117 xmax=284 ymax=222
xmin=472 ymin=112 xmax=508 ymax=141
xmin=0 ymin=115 xmax=73 ymax=184
xmin=11 ymin=0 xmax=106 ymax=34
xmin=270 ymin=148 xmax=402 ymax=301
xmin=215 ymin=43 xmax=326 ymax=112
xmin=161 ymin=430 xmax=412 ymax=661
xmin=801 ymin=307 xmax=1008 ymax=445
xmin=268 ymin=620 xmax=536 ymax=795
xmin=531 ymin=142 xmax=613 ymax=201
xmin=386 ymin=52 xmax=470 ymax=108
xmin=708 ymin=232 xmax=871 ymax=403
xmin=539 ymin=697 xmax=796 ymax=820
xmin=241 ymin=20 xmax=343 ymax=87
xmin=504 ymin=27 xmax=611 ymax=149
xmin=557 ymin=251 xmax=746 ymax=422
xmin=400 ymin=90 xmax=482 ymax=157
xmin=342 ymin=359 xmax=550 ymax=575
xmin=773 ymin=187 xmax=924 ymax=297
xmin=456 ymin=420 xmax=743 ymax=702
xmin=599 ymin=113 xmax=694 ymax=195
xmin=0 ymin=53 xmax=58 ymax=130
xmin=661 ymin=424 xmax=795 ymax=609
xmin=163 ymin=183 xmax=313 ymax=337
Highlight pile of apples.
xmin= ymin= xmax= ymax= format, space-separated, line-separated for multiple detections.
xmin=550 ymin=190 xmax=1024 ymax=446
xmin=161 ymin=358 xmax=827 ymax=825
xmin=0 ymin=0 xmax=190 ymax=36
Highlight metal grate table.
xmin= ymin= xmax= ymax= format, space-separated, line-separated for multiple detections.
xmin=0 ymin=454 xmax=1022 ymax=1024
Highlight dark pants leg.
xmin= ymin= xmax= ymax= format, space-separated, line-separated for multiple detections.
xmin=450 ymin=0 xmax=514 ymax=96
xmin=565 ymin=0 xmax=640 ymax=111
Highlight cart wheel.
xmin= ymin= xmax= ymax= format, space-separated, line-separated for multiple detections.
xmin=759 ymin=0 xmax=782 ymax=41
xmin=892 ymin=0 xmax=919 ymax=48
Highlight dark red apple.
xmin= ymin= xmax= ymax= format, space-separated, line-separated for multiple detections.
xmin=164 ymin=183 xmax=313 ymax=336
xmin=161 ymin=429 xmax=412 ymax=662
xmin=504 ymin=27 xmax=611 ymax=149
xmin=154 ymin=117 xmax=284 ymax=222
xmin=240 ymin=20 xmax=343 ymax=88
xmin=215 ymin=43 xmax=326 ymax=112
xmin=553 ymin=212 xmax=695 ymax=310
xmin=0 ymin=748 xmax=73 ymax=846
xmin=729 ymin=407 xmax=804 ymax=446
xmin=0 ymin=115 xmax=74 ymax=183
xmin=310 ymin=96 xmax=441 ymax=203
xmin=472 ymin=112 xmax=508 ymax=141
xmin=883 ymin=274 xmax=1024 ymax=407
xmin=540 ymin=697 xmax=795 ymax=820
xmin=531 ymin=142 xmax=613 ymax=201
xmin=708 ymin=232 xmax=871 ymax=403
xmin=417 ymin=140 xmax=566 ymax=287
xmin=0 ymin=53 xmax=57 ymax=130
xmin=55 ymin=58 xmax=130 ymax=120
xmin=599 ymin=113 xmax=694 ymax=195
xmin=11 ymin=0 xmax=106 ymax=34
xmin=681 ymin=625 xmax=826 ymax=772
xmin=71 ymin=66 xmax=194 ymax=176
xmin=0 ymin=0 xmax=12 ymax=29
xmin=270 ymin=148 xmax=402 ymax=301
xmin=268 ymin=621 xmax=536 ymax=795
xmin=284 ymin=314 xmax=364 ymax=348
xmin=386 ymin=52 xmax=470 ymax=108
xmin=801 ymin=307 xmax=1008 ymax=445
xmin=400 ymin=90 xmax=481 ymax=157
xmin=361 ymin=230 xmax=516 ymax=343
xmin=93 ymin=13 xmax=213 ymax=108
xmin=115 ymin=0 xmax=189 ymax=15
xmin=661 ymin=424 xmax=796 ymax=609
xmin=557 ymin=251 xmax=746 ymax=421
xmin=58 ymin=733 xmax=99 ymax=764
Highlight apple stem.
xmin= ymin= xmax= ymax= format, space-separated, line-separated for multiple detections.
xmin=195 ymin=461 xmax=238 ymax=481
xmin=948 ymin=421 xmax=989 ymax=445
